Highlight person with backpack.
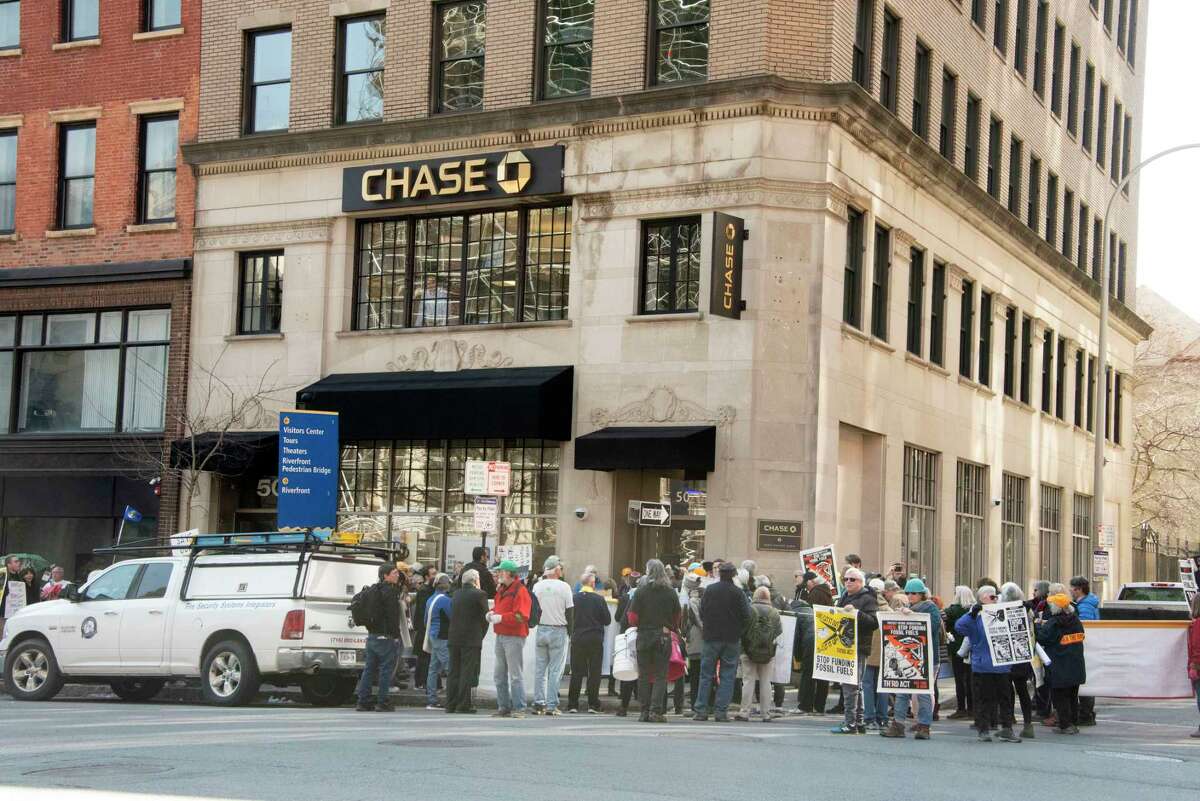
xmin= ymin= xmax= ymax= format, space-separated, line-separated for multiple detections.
xmin=445 ymin=569 xmax=490 ymax=714
xmin=355 ymin=563 xmax=404 ymax=712
xmin=488 ymin=560 xmax=532 ymax=718
xmin=693 ymin=561 xmax=751 ymax=722
xmin=422 ymin=574 xmax=453 ymax=709
xmin=736 ymin=586 xmax=783 ymax=722
xmin=629 ymin=559 xmax=682 ymax=723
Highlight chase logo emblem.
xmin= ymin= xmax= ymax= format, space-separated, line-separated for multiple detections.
xmin=81 ymin=617 xmax=97 ymax=639
xmin=497 ymin=151 xmax=532 ymax=194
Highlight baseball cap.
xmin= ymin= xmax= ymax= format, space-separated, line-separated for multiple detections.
xmin=497 ymin=560 xmax=520 ymax=573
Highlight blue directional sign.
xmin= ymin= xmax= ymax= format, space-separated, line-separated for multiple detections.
xmin=277 ymin=410 xmax=339 ymax=530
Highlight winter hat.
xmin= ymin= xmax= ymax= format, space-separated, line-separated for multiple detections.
xmin=904 ymin=578 xmax=929 ymax=594
xmin=1047 ymin=593 xmax=1072 ymax=611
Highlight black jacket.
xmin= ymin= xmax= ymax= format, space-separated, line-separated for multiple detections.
xmin=367 ymin=582 xmax=404 ymax=639
xmin=630 ymin=583 xmax=681 ymax=637
xmin=699 ymin=579 xmax=752 ymax=643
xmin=571 ymin=590 xmax=612 ymax=642
xmin=802 ymin=582 xmax=834 ymax=607
xmin=458 ymin=561 xmax=496 ymax=599
xmin=413 ymin=584 xmax=435 ymax=637
xmin=447 ymin=585 xmax=490 ymax=647
xmin=1036 ymin=610 xmax=1087 ymax=688
xmin=835 ymin=587 xmax=878 ymax=649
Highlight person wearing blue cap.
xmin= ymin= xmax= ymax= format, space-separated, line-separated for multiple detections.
xmin=881 ymin=578 xmax=943 ymax=740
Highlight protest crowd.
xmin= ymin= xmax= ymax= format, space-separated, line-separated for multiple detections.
xmin=347 ymin=546 xmax=1200 ymax=741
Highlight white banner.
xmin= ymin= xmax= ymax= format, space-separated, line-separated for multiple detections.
xmin=981 ymin=601 xmax=1033 ymax=666
xmin=772 ymin=611 xmax=797 ymax=685
xmin=1080 ymin=621 xmax=1193 ymax=699
xmin=4 ymin=576 xmax=26 ymax=618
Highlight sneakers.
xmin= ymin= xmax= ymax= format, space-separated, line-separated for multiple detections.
xmin=734 ymin=713 xmax=751 ymax=722
xmin=714 ymin=714 xmax=731 ymax=723
xmin=977 ymin=730 xmax=993 ymax=742
xmin=830 ymin=724 xmax=858 ymax=734
xmin=770 ymin=706 xmax=785 ymax=716
xmin=615 ymin=708 xmax=628 ymax=718
xmin=567 ymin=708 xmax=579 ymax=714
xmin=491 ymin=709 xmax=512 ymax=718
xmin=995 ymin=728 xmax=1022 ymax=743
xmin=546 ymin=708 xmax=562 ymax=717
xmin=693 ymin=713 xmax=709 ymax=722
xmin=880 ymin=721 xmax=906 ymax=738
xmin=649 ymin=713 xmax=667 ymax=723
xmin=1020 ymin=724 xmax=1035 ymax=739
xmin=355 ymin=702 xmax=375 ymax=712
xmin=510 ymin=711 xmax=527 ymax=719
xmin=948 ymin=709 xmax=972 ymax=720
xmin=1055 ymin=725 xmax=1080 ymax=735
xmin=681 ymin=709 xmax=695 ymax=718
xmin=913 ymin=725 xmax=931 ymax=740
xmin=376 ymin=701 xmax=395 ymax=712
xmin=588 ymin=708 xmax=601 ymax=715
xmin=425 ymin=704 xmax=442 ymax=711
xmin=531 ymin=704 xmax=546 ymax=716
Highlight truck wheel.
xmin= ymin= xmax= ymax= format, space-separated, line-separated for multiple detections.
xmin=110 ymin=679 xmax=166 ymax=702
xmin=299 ymin=675 xmax=357 ymax=707
xmin=200 ymin=640 xmax=261 ymax=706
xmin=4 ymin=638 xmax=65 ymax=702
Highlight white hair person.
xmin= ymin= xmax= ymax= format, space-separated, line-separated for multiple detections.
xmin=461 ymin=568 xmax=480 ymax=588
xmin=952 ymin=585 xmax=976 ymax=607
xmin=752 ymin=586 xmax=771 ymax=603
xmin=999 ymin=582 xmax=1025 ymax=603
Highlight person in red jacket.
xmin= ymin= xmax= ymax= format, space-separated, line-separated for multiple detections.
xmin=489 ymin=560 xmax=532 ymax=718
xmin=1188 ymin=593 xmax=1200 ymax=739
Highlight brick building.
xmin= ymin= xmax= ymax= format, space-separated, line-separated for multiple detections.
xmin=183 ymin=0 xmax=1147 ymax=594
xmin=0 ymin=1 xmax=198 ymax=578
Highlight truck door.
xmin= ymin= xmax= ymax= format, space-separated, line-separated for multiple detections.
xmin=119 ymin=562 xmax=174 ymax=672
xmin=56 ymin=563 xmax=142 ymax=673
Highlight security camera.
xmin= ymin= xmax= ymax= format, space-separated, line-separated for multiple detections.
xmin=992 ymin=498 xmax=1002 ymax=507
xmin=574 ymin=507 xmax=589 ymax=520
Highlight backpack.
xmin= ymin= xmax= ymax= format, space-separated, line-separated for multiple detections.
xmin=527 ymin=589 xmax=542 ymax=628
xmin=350 ymin=584 xmax=379 ymax=629
xmin=742 ymin=606 xmax=778 ymax=664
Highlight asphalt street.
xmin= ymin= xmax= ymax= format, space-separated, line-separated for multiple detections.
xmin=1 ymin=695 xmax=1198 ymax=801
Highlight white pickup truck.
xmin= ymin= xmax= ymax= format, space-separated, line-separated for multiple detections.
xmin=1 ymin=534 xmax=386 ymax=706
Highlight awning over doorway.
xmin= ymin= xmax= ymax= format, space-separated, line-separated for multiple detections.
xmin=295 ymin=366 xmax=574 ymax=441
xmin=170 ymin=431 xmax=279 ymax=476
xmin=573 ymin=426 xmax=716 ymax=474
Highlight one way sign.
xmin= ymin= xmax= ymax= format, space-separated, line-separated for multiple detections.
xmin=636 ymin=501 xmax=672 ymax=528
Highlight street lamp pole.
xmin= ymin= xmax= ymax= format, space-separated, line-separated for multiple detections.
xmin=1094 ymin=142 xmax=1200 ymax=574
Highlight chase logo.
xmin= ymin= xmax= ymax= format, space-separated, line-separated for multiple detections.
xmin=497 ymin=150 xmax=532 ymax=194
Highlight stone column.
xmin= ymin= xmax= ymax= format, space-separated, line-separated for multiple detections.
xmin=945 ymin=264 xmax=970 ymax=376
xmin=1030 ymin=318 xmax=1048 ymax=413
xmin=892 ymin=228 xmax=917 ymax=353
xmin=987 ymin=292 xmax=1011 ymax=393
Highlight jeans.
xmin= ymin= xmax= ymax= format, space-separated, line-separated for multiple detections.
xmin=494 ymin=634 xmax=527 ymax=712
xmin=356 ymin=635 xmax=399 ymax=705
xmin=694 ymin=640 xmax=740 ymax=716
xmin=636 ymin=631 xmax=671 ymax=717
xmin=896 ymin=689 xmax=934 ymax=726
xmin=841 ymin=654 xmax=869 ymax=727
xmin=567 ymin=634 xmax=604 ymax=711
xmin=425 ymin=639 xmax=450 ymax=705
xmin=862 ymin=665 xmax=882 ymax=724
xmin=533 ymin=625 xmax=569 ymax=710
xmin=445 ymin=645 xmax=480 ymax=712
xmin=739 ymin=656 xmax=774 ymax=716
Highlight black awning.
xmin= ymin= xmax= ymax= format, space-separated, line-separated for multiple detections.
xmin=295 ymin=366 xmax=573 ymax=441
xmin=574 ymin=426 xmax=716 ymax=473
xmin=171 ymin=432 xmax=279 ymax=476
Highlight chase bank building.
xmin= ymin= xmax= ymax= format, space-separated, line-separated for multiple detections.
xmin=184 ymin=0 xmax=1146 ymax=594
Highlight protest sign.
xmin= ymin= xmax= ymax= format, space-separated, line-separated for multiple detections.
xmin=877 ymin=612 xmax=933 ymax=694
xmin=981 ymin=600 xmax=1033 ymax=666
xmin=800 ymin=544 xmax=840 ymax=595
xmin=812 ymin=604 xmax=857 ymax=683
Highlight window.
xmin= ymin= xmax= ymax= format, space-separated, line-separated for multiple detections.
xmin=956 ymin=460 xmax=987 ymax=586
xmin=1071 ymin=493 xmax=1093 ymax=581
xmin=339 ymin=439 xmax=560 ymax=568
xmin=131 ymin=563 xmax=173 ymax=600
xmin=871 ymin=223 xmax=890 ymax=340
xmin=1061 ymin=187 xmax=1074 ymax=258
xmin=843 ymin=207 xmax=866 ymax=329
xmin=337 ymin=15 xmax=386 ymax=124
xmin=1114 ymin=372 xmax=1123 ymax=444
xmin=1066 ymin=42 xmax=1080 ymax=135
xmin=1121 ymin=113 xmax=1132 ymax=194
xmin=971 ymin=0 xmax=986 ymax=30
xmin=913 ymin=40 xmax=931 ymax=139
xmin=930 ymin=262 xmax=946 ymax=366
xmin=245 ymin=28 xmax=292 ymax=133
xmin=238 ymin=251 xmax=284 ymax=335
xmin=1086 ymin=354 xmax=1095 ymax=433
xmin=1032 ymin=2 xmax=1047 ymax=98
xmin=903 ymin=446 xmax=939 ymax=581
xmin=1073 ymin=349 xmax=1084 ymax=427
xmin=1039 ymin=485 xmax=1062 ymax=582
xmin=1019 ymin=314 xmax=1032 ymax=405
xmin=852 ymin=0 xmax=874 ymax=89
xmin=1001 ymin=472 xmax=1027 ymax=587
xmin=1117 ymin=0 xmax=1129 ymax=49
xmin=1013 ymin=0 xmax=1028 ymax=75
xmin=1126 ymin=0 xmax=1138 ymax=67
xmin=987 ymin=115 xmax=1002 ymax=199
xmin=880 ymin=9 xmax=900 ymax=113
xmin=959 ymin=279 xmax=974 ymax=379
xmin=1006 ymin=135 xmax=1022 ymax=215
xmin=1045 ymin=172 xmax=1057 ymax=246
xmin=1003 ymin=306 xmax=1016 ymax=398
xmin=138 ymin=114 xmax=177 ymax=224
xmin=1055 ymin=335 xmax=1066 ymax=420
xmin=1082 ymin=63 xmax=1094 ymax=152
xmin=1 ymin=308 xmax=170 ymax=434
xmin=1027 ymin=155 xmax=1040 ymax=232
xmin=965 ymin=94 xmax=982 ymax=181
xmin=1096 ymin=81 xmax=1108 ymax=168
xmin=83 ymin=564 xmax=141 ymax=602
xmin=1103 ymin=0 xmax=1113 ymax=32
xmin=641 ymin=216 xmax=700 ymax=315
xmin=145 ymin=0 xmax=180 ymax=31
xmin=538 ymin=0 xmax=594 ymax=99
xmin=1110 ymin=99 xmax=1122 ymax=180
xmin=1104 ymin=366 xmax=1113 ymax=441
xmin=1092 ymin=216 xmax=1102 ymax=279
xmin=0 ymin=130 xmax=14 ymax=234
xmin=939 ymin=69 xmax=957 ymax=161
xmin=1117 ymin=240 xmax=1127 ymax=303
xmin=354 ymin=205 xmax=571 ymax=329
xmin=650 ymin=0 xmax=709 ymax=86
xmin=1040 ymin=327 xmax=1053 ymax=413
xmin=1077 ymin=201 xmax=1089 ymax=271
xmin=978 ymin=290 xmax=992 ymax=387
xmin=57 ymin=123 xmax=95 ymax=230
xmin=1108 ymin=230 xmax=1117 ymax=298
xmin=1050 ymin=21 xmax=1064 ymax=116
xmin=906 ymin=247 xmax=924 ymax=356
xmin=993 ymin=0 xmax=1008 ymax=55
xmin=0 ymin=1 xmax=18 ymax=49
xmin=63 ymin=0 xmax=98 ymax=41
xmin=435 ymin=1 xmax=487 ymax=112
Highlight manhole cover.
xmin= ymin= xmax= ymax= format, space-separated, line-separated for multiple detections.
xmin=24 ymin=763 xmax=174 ymax=778
xmin=378 ymin=739 xmax=487 ymax=748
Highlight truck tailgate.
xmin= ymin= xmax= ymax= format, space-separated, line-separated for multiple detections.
xmin=302 ymin=600 xmax=368 ymax=652
xmin=300 ymin=556 xmax=379 ymax=653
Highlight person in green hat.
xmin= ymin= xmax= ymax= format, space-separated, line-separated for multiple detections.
xmin=880 ymin=577 xmax=943 ymax=740
xmin=488 ymin=559 xmax=532 ymax=718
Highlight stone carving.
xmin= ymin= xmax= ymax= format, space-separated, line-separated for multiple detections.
xmin=589 ymin=386 xmax=736 ymax=429
xmin=194 ymin=219 xmax=332 ymax=251
xmin=386 ymin=338 xmax=514 ymax=373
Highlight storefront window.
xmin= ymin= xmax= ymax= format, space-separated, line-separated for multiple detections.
xmin=338 ymin=438 xmax=559 ymax=569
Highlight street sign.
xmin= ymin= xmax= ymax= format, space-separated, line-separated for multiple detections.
xmin=277 ymin=410 xmax=339 ymax=530
xmin=756 ymin=519 xmax=803 ymax=551
xmin=473 ymin=497 xmax=499 ymax=532
xmin=1092 ymin=549 xmax=1110 ymax=577
xmin=633 ymin=501 xmax=672 ymax=528
xmin=464 ymin=460 xmax=511 ymax=496
xmin=1097 ymin=523 xmax=1117 ymax=549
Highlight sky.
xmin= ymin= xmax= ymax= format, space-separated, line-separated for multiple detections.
xmin=1136 ymin=1 xmax=1200 ymax=321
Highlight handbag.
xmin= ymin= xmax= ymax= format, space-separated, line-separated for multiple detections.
xmin=667 ymin=631 xmax=686 ymax=682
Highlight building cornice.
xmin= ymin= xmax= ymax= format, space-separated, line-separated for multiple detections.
xmin=193 ymin=219 xmax=334 ymax=252
xmin=577 ymin=179 xmax=848 ymax=221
